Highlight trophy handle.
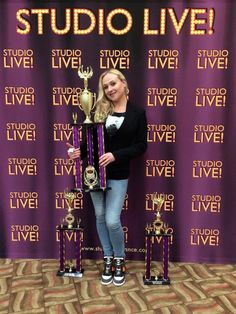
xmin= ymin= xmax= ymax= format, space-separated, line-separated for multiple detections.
xmin=72 ymin=112 xmax=78 ymax=124
xmin=78 ymin=102 xmax=84 ymax=112
xmin=90 ymin=93 xmax=97 ymax=113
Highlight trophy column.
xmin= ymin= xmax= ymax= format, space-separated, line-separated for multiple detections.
xmin=143 ymin=232 xmax=171 ymax=285
xmin=145 ymin=235 xmax=152 ymax=279
xmin=71 ymin=120 xmax=108 ymax=192
xmin=163 ymin=235 xmax=169 ymax=280
xmin=143 ymin=193 xmax=172 ymax=285
xmin=58 ymin=228 xmax=65 ymax=273
xmin=57 ymin=190 xmax=83 ymax=278
xmin=72 ymin=113 xmax=82 ymax=191
xmin=75 ymin=229 xmax=82 ymax=273
xmin=97 ymin=123 xmax=106 ymax=189
xmin=57 ymin=226 xmax=83 ymax=277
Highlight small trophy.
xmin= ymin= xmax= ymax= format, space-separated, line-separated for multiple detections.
xmin=143 ymin=193 xmax=172 ymax=285
xmin=71 ymin=65 xmax=108 ymax=192
xmin=57 ymin=189 xmax=83 ymax=278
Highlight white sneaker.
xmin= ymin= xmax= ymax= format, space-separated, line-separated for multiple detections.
xmin=113 ymin=258 xmax=126 ymax=286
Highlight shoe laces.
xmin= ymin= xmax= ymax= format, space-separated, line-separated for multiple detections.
xmin=114 ymin=258 xmax=125 ymax=275
xmin=103 ymin=257 xmax=113 ymax=274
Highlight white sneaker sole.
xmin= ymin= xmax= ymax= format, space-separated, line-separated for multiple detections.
xmin=101 ymin=276 xmax=113 ymax=285
xmin=113 ymin=278 xmax=126 ymax=286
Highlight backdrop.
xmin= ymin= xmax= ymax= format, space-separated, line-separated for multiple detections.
xmin=1 ymin=0 xmax=236 ymax=263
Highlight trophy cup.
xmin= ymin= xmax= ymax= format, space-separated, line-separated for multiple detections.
xmin=77 ymin=66 xmax=96 ymax=124
xmin=143 ymin=193 xmax=172 ymax=285
xmin=71 ymin=65 xmax=108 ymax=192
xmin=57 ymin=189 xmax=83 ymax=277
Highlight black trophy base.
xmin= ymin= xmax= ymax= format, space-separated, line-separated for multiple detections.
xmin=71 ymin=186 xmax=111 ymax=193
xmin=57 ymin=268 xmax=84 ymax=278
xmin=57 ymin=225 xmax=82 ymax=231
xmin=84 ymin=186 xmax=112 ymax=193
xmin=71 ymin=187 xmax=83 ymax=193
xmin=143 ymin=275 xmax=170 ymax=285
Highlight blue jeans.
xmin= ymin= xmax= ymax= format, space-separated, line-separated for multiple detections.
xmin=90 ymin=179 xmax=128 ymax=258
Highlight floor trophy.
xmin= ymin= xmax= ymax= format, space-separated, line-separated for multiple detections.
xmin=71 ymin=65 xmax=109 ymax=192
xmin=143 ymin=193 xmax=172 ymax=285
xmin=57 ymin=189 xmax=83 ymax=277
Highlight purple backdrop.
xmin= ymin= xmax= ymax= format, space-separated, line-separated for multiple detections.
xmin=1 ymin=0 xmax=236 ymax=263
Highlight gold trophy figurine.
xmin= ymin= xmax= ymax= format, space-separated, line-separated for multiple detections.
xmin=65 ymin=259 xmax=75 ymax=273
xmin=78 ymin=66 xmax=96 ymax=123
xmin=64 ymin=189 xmax=76 ymax=229
xmin=152 ymin=193 xmax=165 ymax=235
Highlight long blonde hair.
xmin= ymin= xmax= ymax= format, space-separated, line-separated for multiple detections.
xmin=94 ymin=68 xmax=129 ymax=122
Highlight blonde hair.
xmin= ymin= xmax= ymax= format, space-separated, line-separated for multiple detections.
xmin=94 ymin=68 xmax=129 ymax=122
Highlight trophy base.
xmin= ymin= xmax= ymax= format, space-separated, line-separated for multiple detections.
xmin=71 ymin=188 xmax=83 ymax=193
xmin=71 ymin=122 xmax=104 ymax=127
xmin=57 ymin=225 xmax=82 ymax=231
xmin=71 ymin=187 xmax=112 ymax=193
xmin=57 ymin=268 xmax=84 ymax=278
xmin=143 ymin=275 xmax=170 ymax=285
xmin=84 ymin=186 xmax=112 ymax=193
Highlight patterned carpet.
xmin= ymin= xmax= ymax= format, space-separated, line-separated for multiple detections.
xmin=1 ymin=258 xmax=236 ymax=314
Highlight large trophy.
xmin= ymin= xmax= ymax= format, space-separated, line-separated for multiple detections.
xmin=143 ymin=193 xmax=172 ymax=285
xmin=57 ymin=189 xmax=83 ymax=277
xmin=71 ymin=65 xmax=108 ymax=192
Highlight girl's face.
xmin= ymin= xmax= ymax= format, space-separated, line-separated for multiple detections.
xmin=102 ymin=73 xmax=127 ymax=104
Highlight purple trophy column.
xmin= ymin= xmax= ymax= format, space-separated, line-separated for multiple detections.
xmin=97 ymin=123 xmax=106 ymax=189
xmin=145 ymin=236 xmax=152 ymax=279
xmin=76 ymin=229 xmax=81 ymax=272
xmin=163 ymin=236 xmax=169 ymax=280
xmin=73 ymin=126 xmax=82 ymax=190
xmin=86 ymin=126 xmax=94 ymax=166
xmin=59 ymin=229 xmax=65 ymax=272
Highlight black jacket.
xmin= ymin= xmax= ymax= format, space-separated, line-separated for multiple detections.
xmin=81 ymin=102 xmax=147 ymax=179
xmin=105 ymin=102 xmax=147 ymax=179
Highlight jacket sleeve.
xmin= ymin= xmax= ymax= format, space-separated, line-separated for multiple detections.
xmin=112 ymin=110 xmax=147 ymax=162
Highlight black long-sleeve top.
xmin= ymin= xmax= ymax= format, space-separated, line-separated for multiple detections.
xmin=81 ymin=102 xmax=147 ymax=180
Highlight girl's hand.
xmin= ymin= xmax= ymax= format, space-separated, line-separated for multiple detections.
xmin=66 ymin=142 xmax=81 ymax=159
xmin=99 ymin=152 xmax=115 ymax=167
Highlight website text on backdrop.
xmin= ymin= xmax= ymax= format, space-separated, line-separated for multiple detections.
xmin=144 ymin=193 xmax=172 ymax=285
xmin=67 ymin=67 xmax=147 ymax=286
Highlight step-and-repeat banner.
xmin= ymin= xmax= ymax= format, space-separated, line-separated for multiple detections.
xmin=1 ymin=0 xmax=236 ymax=263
